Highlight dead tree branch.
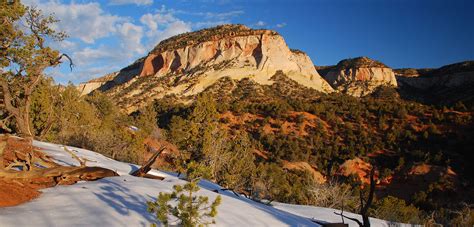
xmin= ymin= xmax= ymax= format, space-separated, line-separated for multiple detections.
xmin=130 ymin=146 xmax=166 ymax=177
xmin=63 ymin=146 xmax=86 ymax=167
xmin=333 ymin=211 xmax=363 ymax=226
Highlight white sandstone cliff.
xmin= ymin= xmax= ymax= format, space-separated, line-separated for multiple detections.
xmin=322 ymin=57 xmax=397 ymax=97
xmin=79 ymin=25 xmax=333 ymax=112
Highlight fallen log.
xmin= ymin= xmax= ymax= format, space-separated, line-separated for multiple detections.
xmin=0 ymin=165 xmax=119 ymax=185
xmin=0 ymin=135 xmax=119 ymax=187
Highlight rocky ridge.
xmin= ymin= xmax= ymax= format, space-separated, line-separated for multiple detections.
xmin=396 ymin=61 xmax=474 ymax=105
xmin=81 ymin=24 xmax=333 ymax=112
xmin=320 ymin=57 xmax=398 ymax=97
xmin=78 ymin=24 xmax=474 ymax=108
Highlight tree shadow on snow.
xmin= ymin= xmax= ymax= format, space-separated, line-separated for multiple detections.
xmin=92 ymin=178 xmax=156 ymax=226
xmin=197 ymin=180 xmax=319 ymax=226
xmin=128 ymin=164 xmax=139 ymax=174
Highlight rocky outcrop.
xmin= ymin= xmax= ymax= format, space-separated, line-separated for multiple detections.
xmin=77 ymin=72 xmax=117 ymax=96
xmin=282 ymin=160 xmax=326 ymax=184
xmin=80 ymin=25 xmax=333 ymax=112
xmin=320 ymin=57 xmax=397 ymax=97
xmin=396 ymin=61 xmax=474 ymax=89
xmin=393 ymin=68 xmax=433 ymax=78
xmin=396 ymin=61 xmax=474 ymax=105
xmin=135 ymin=25 xmax=331 ymax=92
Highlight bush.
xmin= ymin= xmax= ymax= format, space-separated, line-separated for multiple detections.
xmin=372 ymin=196 xmax=424 ymax=224
xmin=309 ymin=181 xmax=359 ymax=212
xmin=147 ymin=162 xmax=222 ymax=227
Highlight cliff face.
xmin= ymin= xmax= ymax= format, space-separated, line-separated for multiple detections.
xmin=137 ymin=31 xmax=331 ymax=90
xmin=396 ymin=61 xmax=474 ymax=105
xmin=80 ymin=25 xmax=333 ymax=112
xmin=396 ymin=61 xmax=474 ymax=89
xmin=321 ymin=57 xmax=397 ymax=97
xmin=77 ymin=72 xmax=117 ymax=96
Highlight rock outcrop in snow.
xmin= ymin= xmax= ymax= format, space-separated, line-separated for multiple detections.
xmin=320 ymin=57 xmax=398 ymax=97
xmin=80 ymin=25 xmax=333 ymax=112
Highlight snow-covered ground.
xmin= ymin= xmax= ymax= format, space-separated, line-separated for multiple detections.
xmin=0 ymin=141 xmax=414 ymax=226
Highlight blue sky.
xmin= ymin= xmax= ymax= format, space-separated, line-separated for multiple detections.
xmin=24 ymin=0 xmax=474 ymax=84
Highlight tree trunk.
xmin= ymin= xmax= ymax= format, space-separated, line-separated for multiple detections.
xmin=360 ymin=167 xmax=375 ymax=227
xmin=0 ymin=78 xmax=31 ymax=137
xmin=16 ymin=109 xmax=33 ymax=138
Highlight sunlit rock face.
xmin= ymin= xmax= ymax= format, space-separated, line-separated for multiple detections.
xmin=79 ymin=24 xmax=333 ymax=112
xmin=320 ymin=57 xmax=397 ymax=97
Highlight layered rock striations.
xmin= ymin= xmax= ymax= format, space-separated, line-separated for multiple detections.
xmin=320 ymin=57 xmax=398 ymax=97
xmin=396 ymin=61 xmax=474 ymax=104
xmin=77 ymin=72 xmax=118 ymax=96
xmin=80 ymin=24 xmax=333 ymax=112
xmin=396 ymin=61 xmax=474 ymax=90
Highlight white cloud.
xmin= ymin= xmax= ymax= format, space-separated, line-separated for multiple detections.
xmin=140 ymin=13 xmax=178 ymax=36
xmin=157 ymin=6 xmax=244 ymax=29
xmin=21 ymin=1 xmax=225 ymax=84
xmin=73 ymin=46 xmax=122 ymax=66
xmin=139 ymin=12 xmax=191 ymax=49
xmin=109 ymin=0 xmax=153 ymax=6
xmin=118 ymin=22 xmax=145 ymax=55
xmin=276 ymin=22 xmax=287 ymax=28
xmin=56 ymin=40 xmax=78 ymax=51
xmin=50 ymin=65 xmax=120 ymax=85
xmin=22 ymin=0 xmax=146 ymax=83
xmin=158 ymin=21 xmax=191 ymax=41
xmin=255 ymin=21 xmax=266 ymax=27
xmin=28 ymin=1 xmax=125 ymax=44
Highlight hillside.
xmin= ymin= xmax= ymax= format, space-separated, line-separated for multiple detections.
xmin=0 ymin=139 xmax=408 ymax=227
xmin=79 ymin=24 xmax=333 ymax=113
xmin=2 ymin=0 xmax=474 ymax=225
xmin=149 ymin=74 xmax=473 ymax=224
xmin=396 ymin=61 xmax=474 ymax=105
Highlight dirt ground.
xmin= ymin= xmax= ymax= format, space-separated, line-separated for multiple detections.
xmin=0 ymin=179 xmax=42 ymax=207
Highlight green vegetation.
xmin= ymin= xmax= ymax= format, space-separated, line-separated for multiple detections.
xmin=0 ymin=1 xmax=69 ymax=137
xmin=147 ymin=162 xmax=222 ymax=227
xmin=151 ymin=74 xmax=473 ymax=224
xmin=1 ymin=63 xmax=470 ymax=225
xmin=151 ymin=24 xmax=277 ymax=54
xmin=28 ymin=78 xmax=158 ymax=164
xmin=15 ymin=71 xmax=472 ymax=225
xmin=371 ymin=196 xmax=424 ymax=224
xmin=335 ymin=57 xmax=388 ymax=69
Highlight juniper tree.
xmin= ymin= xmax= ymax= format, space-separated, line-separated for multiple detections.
xmin=0 ymin=1 xmax=72 ymax=137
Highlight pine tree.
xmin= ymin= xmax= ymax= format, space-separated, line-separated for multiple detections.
xmin=147 ymin=162 xmax=222 ymax=227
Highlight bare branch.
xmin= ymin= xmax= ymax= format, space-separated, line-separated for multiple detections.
xmin=5 ymin=159 xmax=27 ymax=171
xmin=131 ymin=146 xmax=166 ymax=177
xmin=63 ymin=146 xmax=86 ymax=167
xmin=0 ymin=114 xmax=13 ymax=133
xmin=334 ymin=211 xmax=363 ymax=227
xmin=52 ymin=53 xmax=74 ymax=71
